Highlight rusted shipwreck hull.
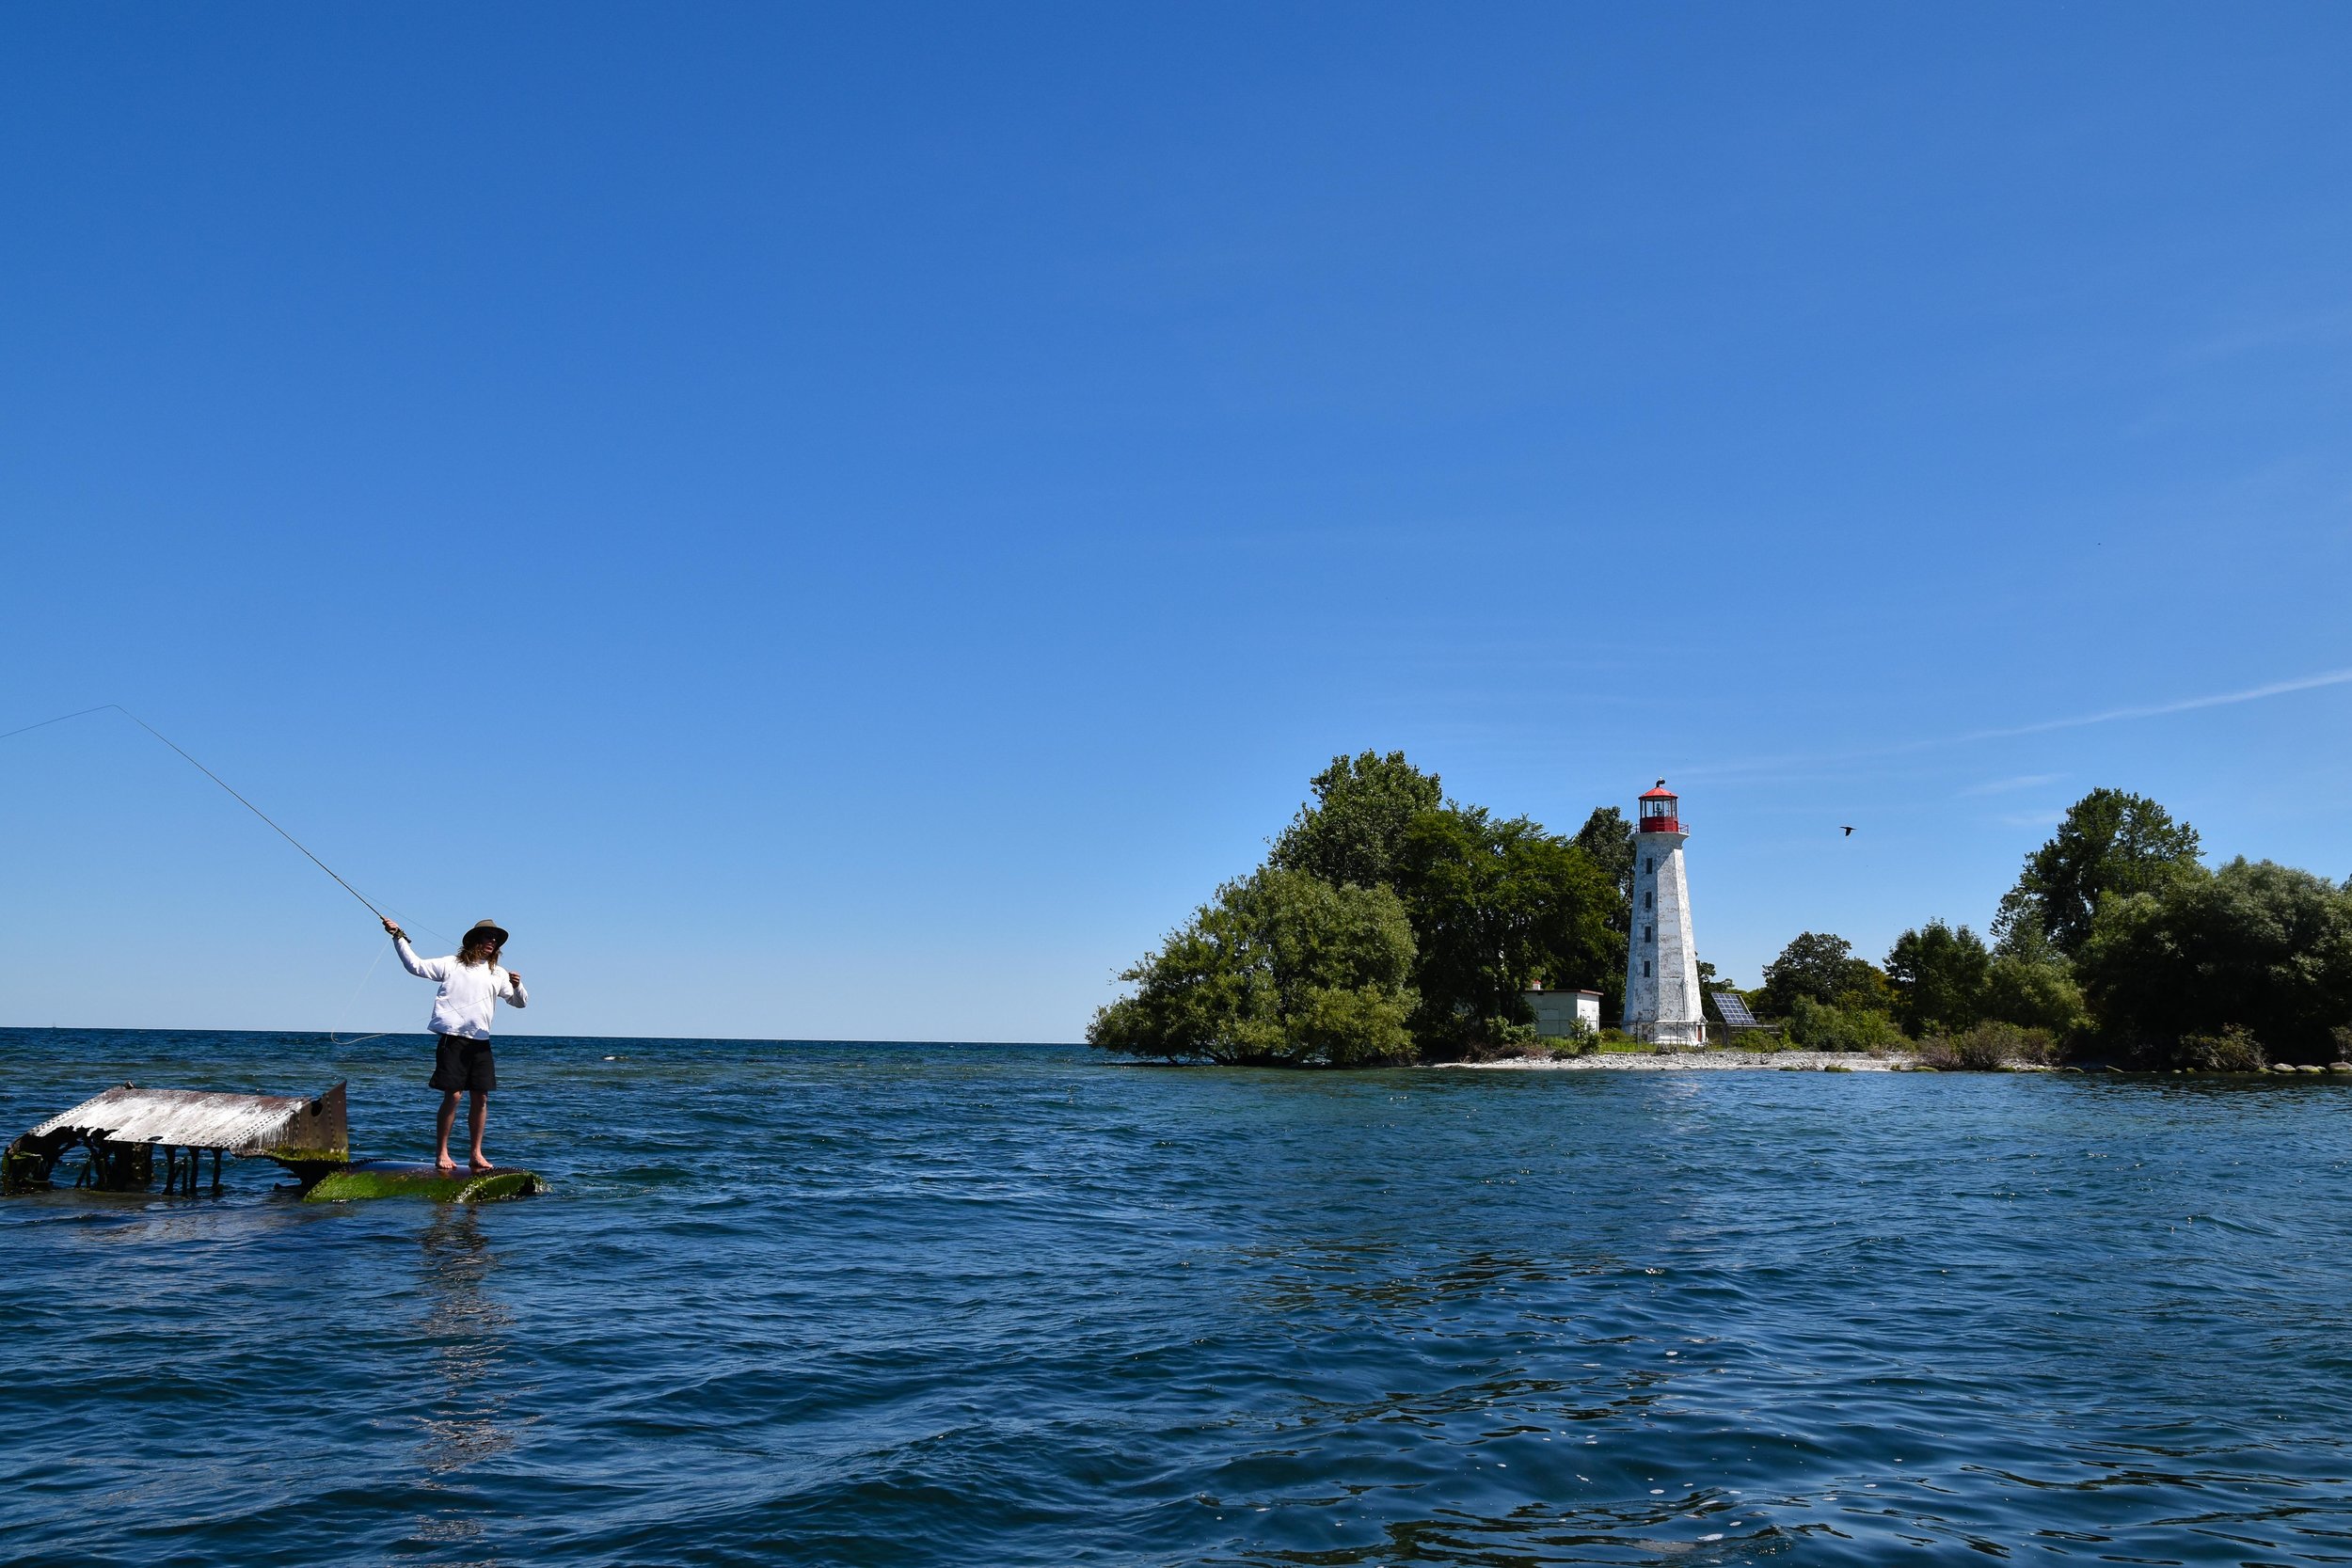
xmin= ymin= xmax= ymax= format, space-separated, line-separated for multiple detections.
xmin=4 ymin=1083 xmax=348 ymax=1195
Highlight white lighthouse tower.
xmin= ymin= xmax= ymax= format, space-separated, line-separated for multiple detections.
xmin=1622 ymin=780 xmax=1707 ymax=1048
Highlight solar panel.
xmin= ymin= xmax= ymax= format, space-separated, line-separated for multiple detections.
xmin=1711 ymin=990 xmax=1759 ymax=1028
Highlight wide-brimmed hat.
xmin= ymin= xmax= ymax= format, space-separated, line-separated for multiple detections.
xmin=463 ymin=919 xmax=511 ymax=948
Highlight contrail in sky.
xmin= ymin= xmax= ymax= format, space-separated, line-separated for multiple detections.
xmin=1933 ymin=667 xmax=2352 ymax=747
xmin=1690 ymin=666 xmax=2352 ymax=781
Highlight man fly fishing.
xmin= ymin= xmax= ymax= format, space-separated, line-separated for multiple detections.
xmin=382 ymin=916 xmax=527 ymax=1173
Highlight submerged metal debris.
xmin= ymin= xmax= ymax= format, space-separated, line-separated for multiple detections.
xmin=4 ymin=1083 xmax=348 ymax=1195
xmin=5 ymin=1083 xmax=539 ymax=1202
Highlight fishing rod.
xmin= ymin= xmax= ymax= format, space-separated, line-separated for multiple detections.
xmin=3 ymin=703 xmax=405 ymax=928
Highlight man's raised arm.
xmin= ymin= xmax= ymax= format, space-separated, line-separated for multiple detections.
xmin=383 ymin=918 xmax=449 ymax=982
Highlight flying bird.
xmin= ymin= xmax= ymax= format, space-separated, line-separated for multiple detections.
xmin=1841 ymin=825 xmax=1854 ymax=836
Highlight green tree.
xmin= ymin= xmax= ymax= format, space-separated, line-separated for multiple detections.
xmin=1784 ymin=995 xmax=1908 ymax=1052
xmin=1573 ymin=806 xmax=1636 ymax=1023
xmin=1995 ymin=788 xmax=2202 ymax=959
xmin=2075 ymin=857 xmax=2352 ymax=1064
xmin=1979 ymin=953 xmax=2088 ymax=1037
xmin=1759 ymin=931 xmax=1890 ymax=1019
xmin=1088 ymin=867 xmax=1419 ymax=1067
xmin=1269 ymin=751 xmax=1444 ymax=891
xmin=1390 ymin=806 xmax=1617 ymax=1053
xmin=1884 ymin=920 xmax=1991 ymax=1035
xmin=1573 ymin=806 xmax=1636 ymax=926
xmin=1991 ymin=905 xmax=2060 ymax=963
xmin=1980 ymin=903 xmax=2089 ymax=1033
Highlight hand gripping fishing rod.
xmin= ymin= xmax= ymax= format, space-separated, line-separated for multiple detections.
xmin=2 ymin=703 xmax=398 ymax=927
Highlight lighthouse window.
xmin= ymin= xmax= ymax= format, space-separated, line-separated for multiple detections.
xmin=1644 ymin=891 xmax=1653 ymax=911
xmin=1644 ymin=925 xmax=1654 ymax=943
xmin=1644 ymin=857 xmax=1653 ymax=875
xmin=1643 ymin=960 xmax=1651 ymax=978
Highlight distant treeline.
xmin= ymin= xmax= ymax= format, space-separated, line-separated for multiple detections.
xmin=1743 ymin=788 xmax=2352 ymax=1069
xmin=1091 ymin=759 xmax=2352 ymax=1071
xmin=1088 ymin=752 xmax=1630 ymax=1066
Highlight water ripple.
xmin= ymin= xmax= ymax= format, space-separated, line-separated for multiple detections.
xmin=6 ymin=1030 xmax=2352 ymax=1565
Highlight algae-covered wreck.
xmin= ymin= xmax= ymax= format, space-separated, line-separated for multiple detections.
xmin=4 ymin=1082 xmax=541 ymax=1203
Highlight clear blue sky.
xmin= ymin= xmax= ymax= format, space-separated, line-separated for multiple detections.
xmin=5 ymin=4 xmax=2349 ymax=1040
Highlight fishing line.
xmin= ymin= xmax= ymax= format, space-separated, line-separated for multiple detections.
xmin=327 ymin=934 xmax=401 ymax=1047
xmin=0 ymin=704 xmax=121 ymax=744
xmin=3 ymin=702 xmax=447 ymax=941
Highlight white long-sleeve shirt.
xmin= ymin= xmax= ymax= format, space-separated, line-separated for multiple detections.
xmin=395 ymin=936 xmax=528 ymax=1040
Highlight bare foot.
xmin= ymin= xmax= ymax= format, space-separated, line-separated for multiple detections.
xmin=436 ymin=1155 xmax=459 ymax=1174
xmin=469 ymin=1157 xmax=498 ymax=1174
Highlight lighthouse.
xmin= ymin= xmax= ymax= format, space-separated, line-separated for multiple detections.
xmin=1622 ymin=780 xmax=1707 ymax=1048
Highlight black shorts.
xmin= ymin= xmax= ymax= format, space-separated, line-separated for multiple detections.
xmin=430 ymin=1035 xmax=497 ymax=1093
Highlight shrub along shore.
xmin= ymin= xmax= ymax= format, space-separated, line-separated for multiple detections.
xmin=1449 ymin=1046 xmax=2352 ymax=1075
xmin=1089 ymin=757 xmax=2352 ymax=1073
xmin=1448 ymin=1049 xmax=1910 ymax=1072
xmin=1724 ymin=789 xmax=2352 ymax=1073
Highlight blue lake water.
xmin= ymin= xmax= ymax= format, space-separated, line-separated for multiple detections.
xmin=5 ymin=1029 xmax=2352 ymax=1566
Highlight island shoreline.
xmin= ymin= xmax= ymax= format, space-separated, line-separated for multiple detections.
xmin=1438 ymin=1050 xmax=1931 ymax=1072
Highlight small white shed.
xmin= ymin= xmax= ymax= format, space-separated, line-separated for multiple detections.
xmin=1524 ymin=986 xmax=1601 ymax=1037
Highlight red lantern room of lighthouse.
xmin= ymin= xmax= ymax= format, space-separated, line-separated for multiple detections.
xmin=1637 ymin=782 xmax=1682 ymax=835
xmin=1623 ymin=779 xmax=1706 ymax=1047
